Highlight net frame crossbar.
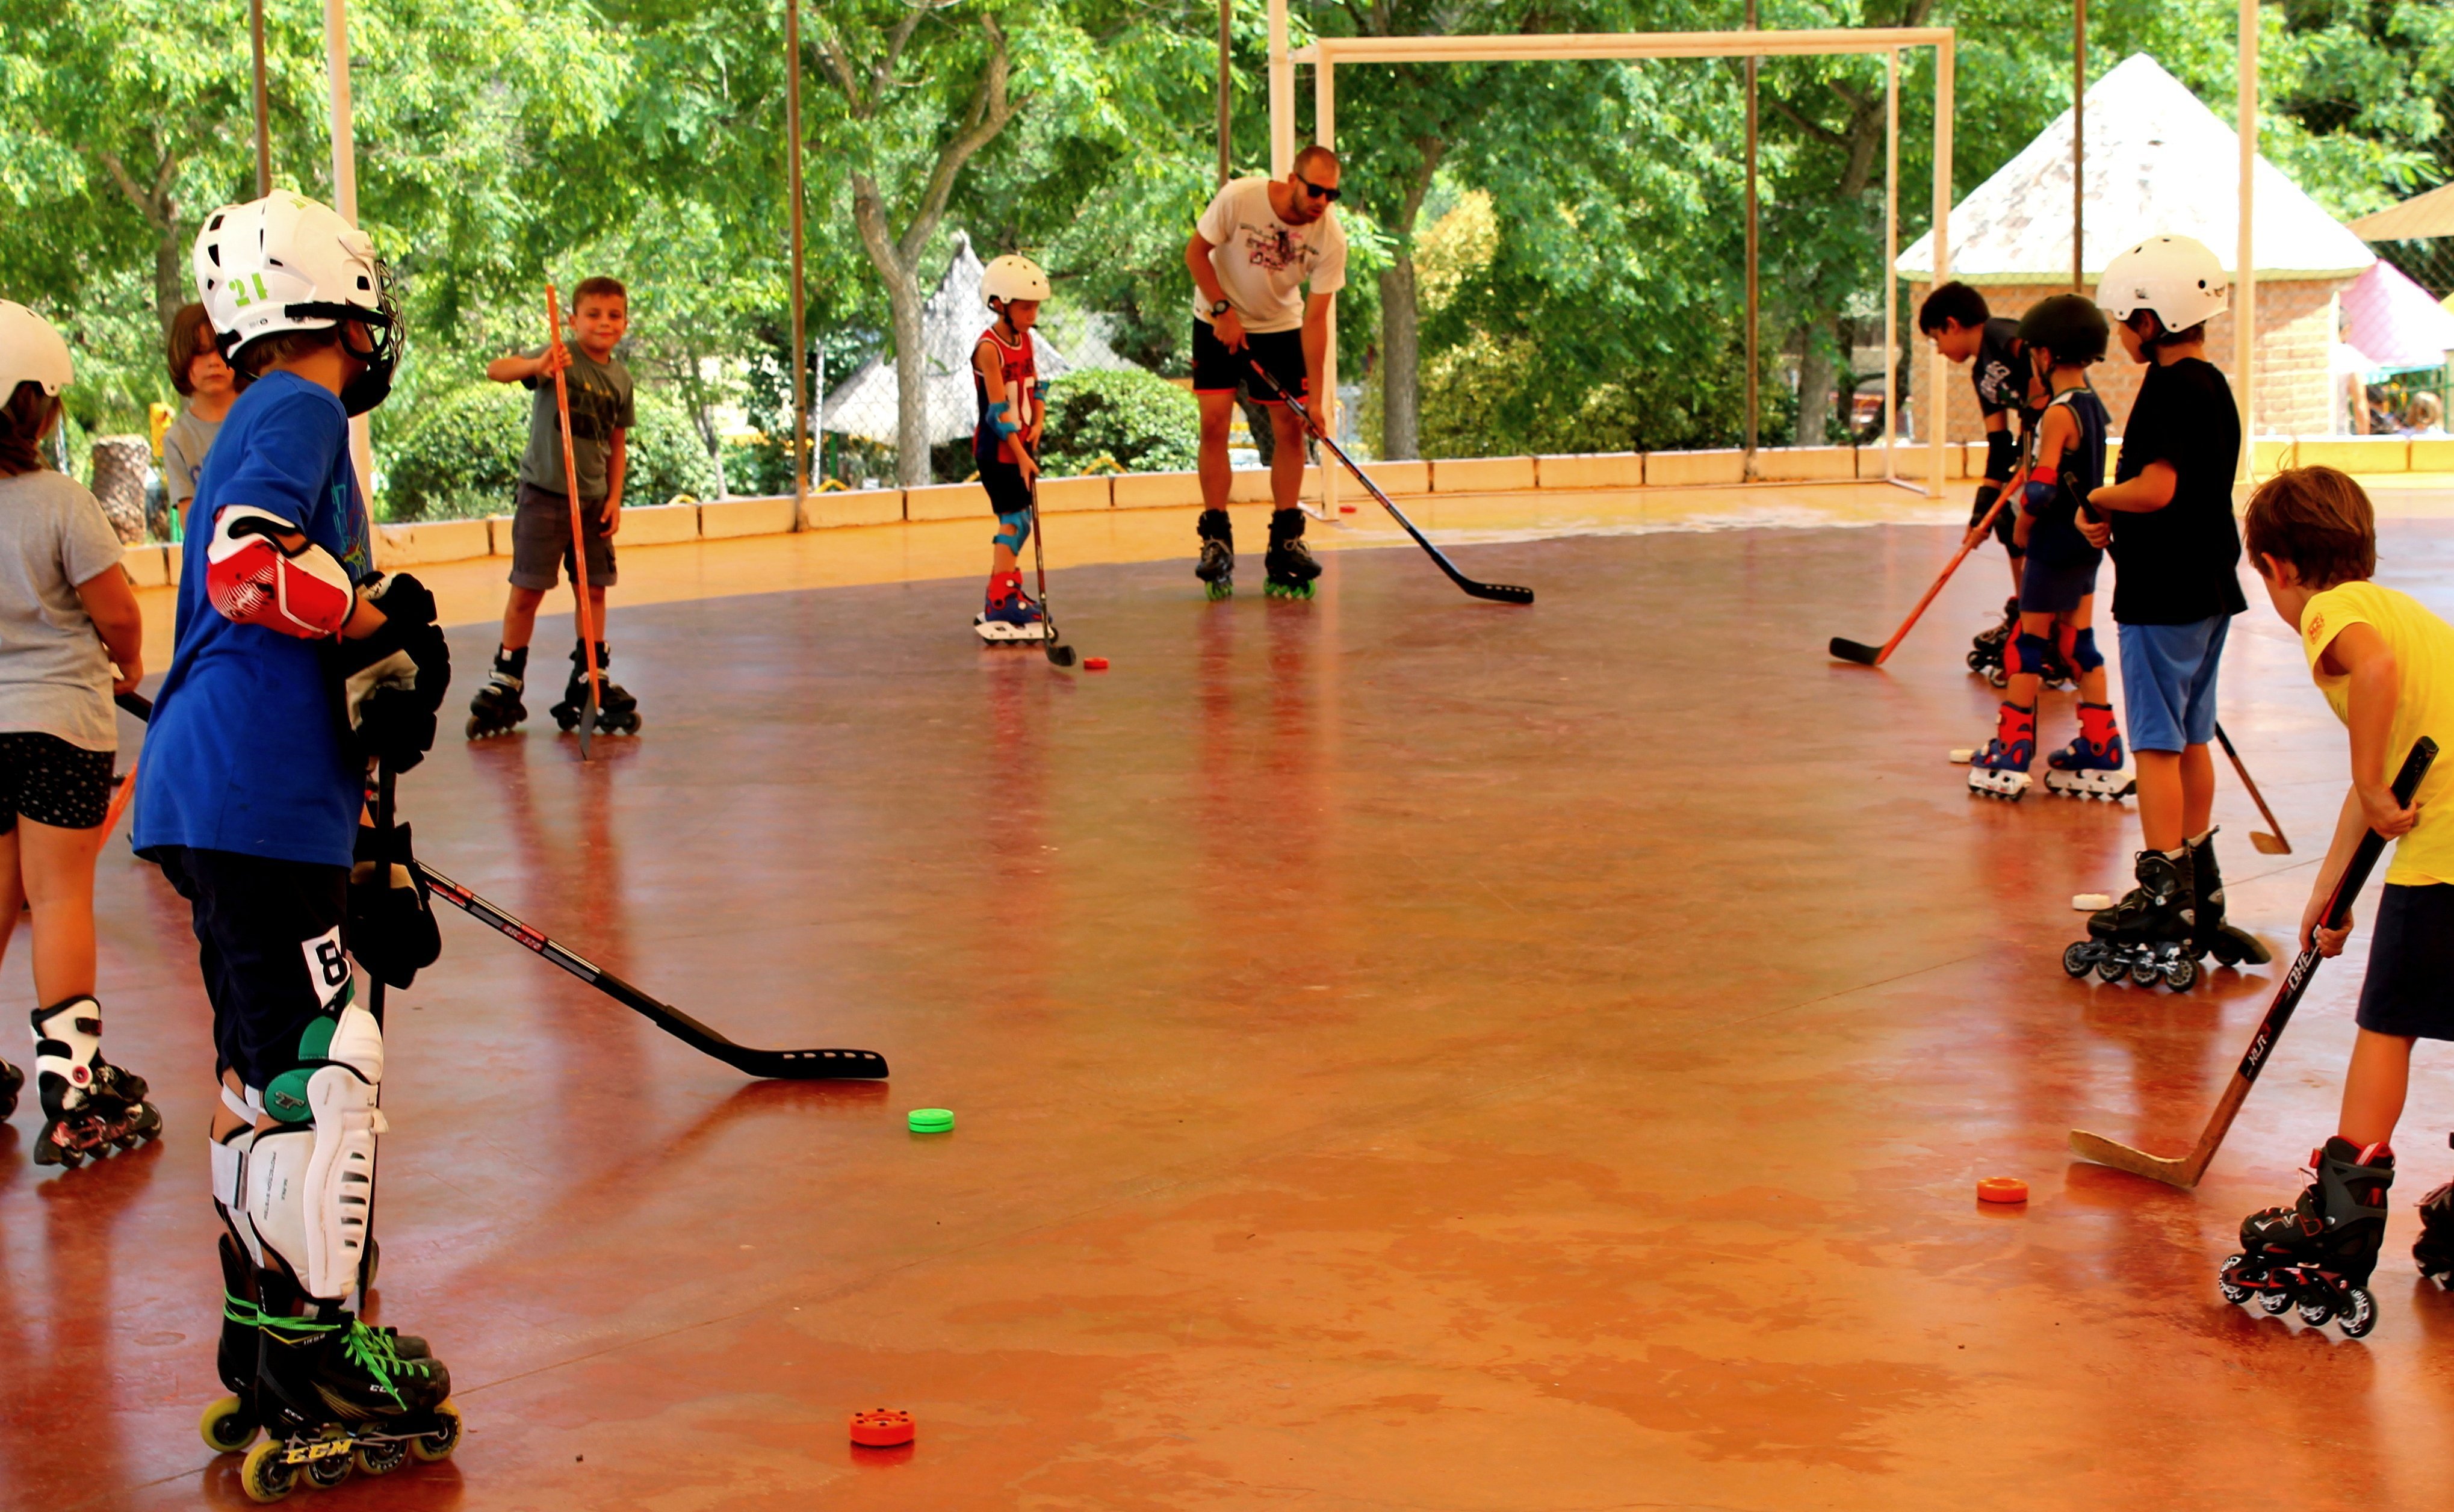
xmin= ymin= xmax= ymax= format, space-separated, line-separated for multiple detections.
xmin=1268 ymin=17 xmax=1958 ymax=507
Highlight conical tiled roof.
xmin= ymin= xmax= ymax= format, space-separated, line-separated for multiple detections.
xmin=1898 ymin=53 xmax=2375 ymax=284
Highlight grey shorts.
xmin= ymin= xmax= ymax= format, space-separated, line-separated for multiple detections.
xmin=509 ymin=481 xmax=618 ymax=590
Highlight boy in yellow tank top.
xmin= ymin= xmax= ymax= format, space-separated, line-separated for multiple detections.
xmin=2234 ymin=466 xmax=2453 ymax=1315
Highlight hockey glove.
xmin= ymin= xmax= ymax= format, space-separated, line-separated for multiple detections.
xmin=1984 ymin=429 xmax=2019 ymax=484
xmin=331 ymin=573 xmax=451 ymax=772
xmin=349 ymin=822 xmax=441 ymax=989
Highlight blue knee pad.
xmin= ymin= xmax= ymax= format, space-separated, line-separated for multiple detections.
xmin=992 ymin=508 xmax=1032 ymax=554
xmin=2063 ymin=626 xmax=2104 ymax=672
xmin=2008 ymin=631 xmax=2055 ymax=678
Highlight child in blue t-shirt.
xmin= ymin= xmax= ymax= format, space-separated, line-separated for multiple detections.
xmin=131 ymin=191 xmax=457 ymax=1454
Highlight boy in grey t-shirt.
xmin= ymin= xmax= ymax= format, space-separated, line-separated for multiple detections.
xmin=471 ymin=276 xmax=639 ymax=738
xmin=161 ymin=300 xmax=237 ymax=531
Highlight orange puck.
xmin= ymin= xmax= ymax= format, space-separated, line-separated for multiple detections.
xmin=1976 ymin=1177 xmax=2029 ymax=1204
xmin=1083 ymin=657 xmax=1109 ymax=671
xmin=849 ymin=1408 xmax=915 ymax=1448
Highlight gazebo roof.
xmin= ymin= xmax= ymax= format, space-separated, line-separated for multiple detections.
xmin=1898 ymin=53 xmax=2375 ymax=285
xmin=821 ymin=233 xmax=1132 ymax=447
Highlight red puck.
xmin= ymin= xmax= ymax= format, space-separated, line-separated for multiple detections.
xmin=1976 ymin=1177 xmax=2029 ymax=1204
xmin=1339 ymin=504 xmax=1357 ymax=513
xmin=849 ymin=1408 xmax=915 ymax=1448
xmin=1083 ymin=657 xmax=1109 ymax=671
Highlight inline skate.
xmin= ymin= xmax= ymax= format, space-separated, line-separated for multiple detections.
xmin=2220 ymin=1136 xmax=2393 ymax=1338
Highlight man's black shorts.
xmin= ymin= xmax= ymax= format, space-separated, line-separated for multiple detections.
xmin=1192 ymin=317 xmax=1306 ymax=402
xmin=152 ymin=845 xmax=353 ymax=1090
xmin=2356 ymin=883 xmax=2454 ymax=1040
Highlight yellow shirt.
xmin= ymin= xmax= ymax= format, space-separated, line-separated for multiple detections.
xmin=2301 ymin=581 xmax=2454 ymax=886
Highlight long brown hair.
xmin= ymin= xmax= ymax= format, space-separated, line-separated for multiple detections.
xmin=0 ymin=380 xmax=60 ymax=478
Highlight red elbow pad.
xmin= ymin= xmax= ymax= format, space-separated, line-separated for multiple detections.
xmin=206 ymin=506 xmax=355 ymax=638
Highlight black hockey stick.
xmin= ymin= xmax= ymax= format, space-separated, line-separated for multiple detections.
xmin=2069 ymin=736 xmax=2435 ymax=1188
xmin=114 ymin=695 xmax=885 ymax=1082
xmin=1026 ymin=465 xmax=1077 ymax=668
xmin=412 ymin=862 xmax=888 ymax=1080
xmin=1243 ymin=359 xmax=1534 ymax=606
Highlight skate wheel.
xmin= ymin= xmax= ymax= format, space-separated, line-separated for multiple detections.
xmin=355 ymin=1436 xmax=409 ymax=1476
xmin=410 ymin=1399 xmax=462 ymax=1463
xmin=2128 ymin=956 xmax=2161 ymax=988
xmin=240 ymin=1439 xmax=296 ymax=1504
xmin=2338 ymin=1287 xmax=2379 ymax=1337
xmin=2258 ymin=1288 xmax=2294 ymax=1315
xmin=199 ymin=1393 xmax=259 ymax=1455
xmin=2061 ymin=942 xmax=2095 ymax=979
xmin=2217 ymin=1259 xmax=2252 ymax=1306
xmin=1206 ymin=581 xmax=1233 ymax=601
xmin=2095 ymin=955 xmax=2125 ymax=984
xmin=2161 ymin=956 xmax=2197 ymax=993
xmin=1988 ymin=667 xmax=2008 ymax=689
xmin=2296 ymin=1295 xmax=2336 ymax=1328
xmin=303 ymin=1448 xmax=353 ymax=1490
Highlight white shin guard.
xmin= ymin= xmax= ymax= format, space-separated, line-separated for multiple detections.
xmin=242 ymin=1004 xmax=385 ymax=1303
xmin=213 ymin=1083 xmax=266 ymax=1266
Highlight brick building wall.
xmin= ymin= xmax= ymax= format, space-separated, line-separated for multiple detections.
xmin=1907 ymin=277 xmax=2348 ymax=442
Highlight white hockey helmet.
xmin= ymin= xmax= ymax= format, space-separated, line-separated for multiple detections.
xmin=982 ymin=254 xmax=1051 ymax=310
xmin=0 ymin=301 xmax=73 ymax=398
xmin=192 ymin=190 xmax=403 ymax=414
xmin=2096 ymin=235 xmax=2229 ymax=336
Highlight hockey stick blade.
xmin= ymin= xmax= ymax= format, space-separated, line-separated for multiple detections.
xmin=1828 ymin=637 xmax=1882 ymax=665
xmin=415 ymin=862 xmax=889 ymax=1080
xmin=2066 ymin=1130 xmax=2202 ymax=1187
xmin=2249 ymin=832 xmax=2290 ymax=856
xmin=1244 ymin=361 xmax=1533 ymax=604
xmin=2068 ymin=736 xmax=2435 ymax=1186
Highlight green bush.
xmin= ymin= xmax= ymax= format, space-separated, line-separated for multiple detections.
xmin=1041 ymin=368 xmax=1198 ymax=476
xmin=385 ymin=382 xmax=719 ymax=521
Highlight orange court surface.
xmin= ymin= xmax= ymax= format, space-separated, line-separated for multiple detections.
xmin=11 ymin=480 xmax=2454 ymax=1511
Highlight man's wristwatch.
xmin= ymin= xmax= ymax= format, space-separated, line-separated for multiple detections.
xmin=1210 ymin=299 xmax=1232 ymax=317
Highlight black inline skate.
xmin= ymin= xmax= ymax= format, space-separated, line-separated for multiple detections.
xmin=2415 ymin=1145 xmax=2454 ymax=1287
xmin=2187 ymin=828 xmax=2273 ymax=969
xmin=203 ymin=1232 xmax=435 ymax=1458
xmin=550 ymin=640 xmax=642 ymax=736
xmin=1263 ymin=507 xmax=1321 ymax=600
xmin=0 ymin=1056 xmax=19 ymax=1121
xmin=1194 ymin=507 xmax=1234 ymax=600
xmin=2062 ymin=848 xmax=2198 ymax=990
xmin=1966 ymin=596 xmax=2019 ymax=686
xmin=463 ymin=644 xmax=527 ymax=740
xmin=231 ymin=1268 xmax=459 ymax=1502
xmin=28 ymin=996 xmax=161 ymax=1167
xmin=2220 ymin=1136 xmax=2393 ymax=1337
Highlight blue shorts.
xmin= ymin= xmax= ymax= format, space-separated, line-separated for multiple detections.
xmin=2018 ymin=554 xmax=2099 ymax=615
xmin=2117 ymin=617 xmax=2229 ymax=753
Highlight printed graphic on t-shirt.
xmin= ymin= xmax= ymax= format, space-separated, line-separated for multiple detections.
xmin=1238 ymin=223 xmax=1313 ymax=275
xmin=2307 ymin=611 xmax=2326 ymax=646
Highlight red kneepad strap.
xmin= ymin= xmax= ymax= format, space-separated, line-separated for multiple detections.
xmin=206 ymin=506 xmax=354 ymax=639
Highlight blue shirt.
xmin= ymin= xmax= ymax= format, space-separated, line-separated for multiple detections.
xmin=134 ymin=373 xmax=372 ymax=868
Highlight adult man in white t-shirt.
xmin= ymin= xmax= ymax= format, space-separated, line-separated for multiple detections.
xmin=1183 ymin=145 xmax=1348 ymax=598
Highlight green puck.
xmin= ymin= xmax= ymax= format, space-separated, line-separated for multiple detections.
xmin=907 ymin=1108 xmax=954 ymax=1134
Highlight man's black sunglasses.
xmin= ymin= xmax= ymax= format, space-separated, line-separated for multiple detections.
xmin=1295 ymin=173 xmax=1342 ymax=202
